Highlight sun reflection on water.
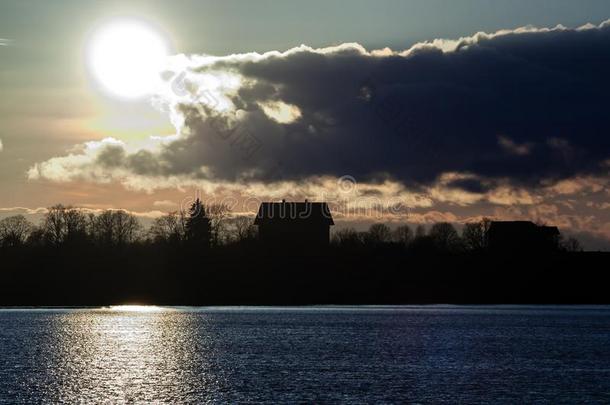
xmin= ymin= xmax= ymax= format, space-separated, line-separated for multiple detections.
xmin=22 ymin=308 xmax=227 ymax=402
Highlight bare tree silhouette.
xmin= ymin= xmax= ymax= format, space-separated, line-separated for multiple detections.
xmin=206 ymin=203 xmax=231 ymax=246
xmin=149 ymin=211 xmax=187 ymax=245
xmin=90 ymin=210 xmax=141 ymax=246
xmin=365 ymin=223 xmax=392 ymax=245
xmin=560 ymin=236 xmax=583 ymax=252
xmin=429 ymin=222 xmax=462 ymax=252
xmin=331 ymin=228 xmax=361 ymax=247
xmin=392 ymin=225 xmax=413 ymax=247
xmin=462 ymin=218 xmax=491 ymax=251
xmin=42 ymin=205 xmax=87 ymax=246
xmin=229 ymin=216 xmax=258 ymax=242
xmin=0 ymin=215 xmax=32 ymax=247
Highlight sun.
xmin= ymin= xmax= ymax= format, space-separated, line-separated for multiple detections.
xmin=86 ymin=19 xmax=170 ymax=99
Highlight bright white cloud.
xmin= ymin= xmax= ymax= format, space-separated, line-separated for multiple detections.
xmin=259 ymin=101 xmax=302 ymax=124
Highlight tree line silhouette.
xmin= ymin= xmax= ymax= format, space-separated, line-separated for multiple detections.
xmin=0 ymin=200 xmax=604 ymax=306
xmin=0 ymin=201 xmax=582 ymax=252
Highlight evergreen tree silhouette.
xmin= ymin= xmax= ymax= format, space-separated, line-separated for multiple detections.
xmin=185 ymin=198 xmax=211 ymax=248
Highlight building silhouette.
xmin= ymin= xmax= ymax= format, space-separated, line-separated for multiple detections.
xmin=487 ymin=221 xmax=560 ymax=252
xmin=254 ymin=200 xmax=334 ymax=246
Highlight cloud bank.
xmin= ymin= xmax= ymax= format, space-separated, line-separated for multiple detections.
xmin=30 ymin=21 xmax=610 ymax=196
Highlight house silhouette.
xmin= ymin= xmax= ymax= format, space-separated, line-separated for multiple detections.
xmin=254 ymin=200 xmax=334 ymax=246
xmin=487 ymin=221 xmax=560 ymax=252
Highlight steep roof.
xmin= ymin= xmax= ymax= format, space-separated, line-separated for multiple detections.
xmin=254 ymin=202 xmax=334 ymax=225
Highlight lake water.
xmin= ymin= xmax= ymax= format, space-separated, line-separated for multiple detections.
xmin=1 ymin=306 xmax=609 ymax=403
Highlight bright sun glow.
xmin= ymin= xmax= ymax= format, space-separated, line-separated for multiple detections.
xmin=87 ymin=19 xmax=169 ymax=99
xmin=108 ymin=305 xmax=165 ymax=312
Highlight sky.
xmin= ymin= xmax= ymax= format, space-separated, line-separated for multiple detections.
xmin=1 ymin=0 xmax=610 ymax=249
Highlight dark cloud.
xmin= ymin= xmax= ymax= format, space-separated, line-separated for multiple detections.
xmin=159 ymin=22 xmax=610 ymax=187
xmin=32 ymin=22 xmax=610 ymax=189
